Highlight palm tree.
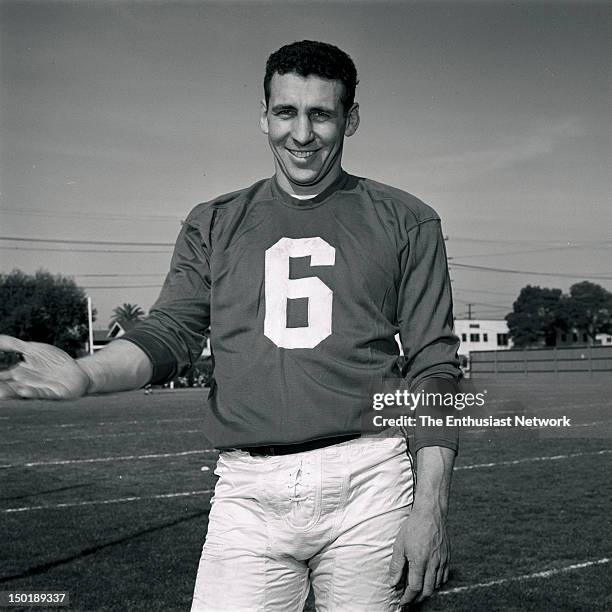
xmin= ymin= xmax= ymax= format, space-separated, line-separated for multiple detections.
xmin=110 ymin=303 xmax=145 ymax=328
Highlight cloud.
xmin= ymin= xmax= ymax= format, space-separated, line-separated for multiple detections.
xmin=418 ymin=116 xmax=585 ymax=182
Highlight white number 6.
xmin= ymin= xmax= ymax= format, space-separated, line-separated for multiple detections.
xmin=264 ymin=237 xmax=335 ymax=349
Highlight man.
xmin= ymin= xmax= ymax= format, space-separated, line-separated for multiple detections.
xmin=0 ymin=41 xmax=459 ymax=611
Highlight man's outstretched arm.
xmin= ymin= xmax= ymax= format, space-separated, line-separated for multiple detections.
xmin=0 ymin=203 xmax=216 ymax=402
xmin=389 ymin=445 xmax=455 ymax=605
xmin=0 ymin=335 xmax=152 ymax=400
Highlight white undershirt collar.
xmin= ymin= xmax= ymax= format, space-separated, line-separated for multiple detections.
xmin=290 ymin=193 xmax=319 ymax=201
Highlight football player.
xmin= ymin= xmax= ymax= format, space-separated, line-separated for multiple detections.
xmin=0 ymin=40 xmax=460 ymax=611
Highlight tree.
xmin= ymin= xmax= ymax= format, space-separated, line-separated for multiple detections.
xmin=565 ymin=281 xmax=612 ymax=344
xmin=110 ymin=303 xmax=145 ymax=328
xmin=506 ymin=285 xmax=564 ymax=347
xmin=0 ymin=269 xmax=93 ymax=357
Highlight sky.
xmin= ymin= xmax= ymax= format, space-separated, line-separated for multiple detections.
xmin=1 ymin=0 xmax=610 ymax=328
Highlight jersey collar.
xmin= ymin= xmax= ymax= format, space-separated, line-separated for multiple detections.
xmin=271 ymin=170 xmax=352 ymax=209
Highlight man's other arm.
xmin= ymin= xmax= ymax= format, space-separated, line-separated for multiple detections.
xmin=391 ymin=216 xmax=460 ymax=602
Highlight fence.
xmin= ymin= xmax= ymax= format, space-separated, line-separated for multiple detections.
xmin=469 ymin=345 xmax=612 ymax=379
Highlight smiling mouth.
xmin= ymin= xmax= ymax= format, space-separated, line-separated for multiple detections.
xmin=287 ymin=149 xmax=318 ymax=159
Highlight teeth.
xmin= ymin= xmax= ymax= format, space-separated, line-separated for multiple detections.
xmin=290 ymin=150 xmax=316 ymax=158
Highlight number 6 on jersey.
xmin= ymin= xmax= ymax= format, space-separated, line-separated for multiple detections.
xmin=264 ymin=237 xmax=335 ymax=349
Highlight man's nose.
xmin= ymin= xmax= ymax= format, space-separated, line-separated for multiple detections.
xmin=291 ymin=115 xmax=314 ymax=145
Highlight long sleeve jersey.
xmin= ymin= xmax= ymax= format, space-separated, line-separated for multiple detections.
xmin=121 ymin=171 xmax=461 ymax=451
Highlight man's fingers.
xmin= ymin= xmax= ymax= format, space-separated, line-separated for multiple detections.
xmin=443 ymin=564 xmax=450 ymax=584
xmin=400 ymin=561 xmax=425 ymax=605
xmin=435 ymin=564 xmax=444 ymax=589
xmin=388 ymin=539 xmax=406 ymax=586
xmin=0 ymin=368 xmax=19 ymax=381
xmin=0 ymin=380 xmax=34 ymax=399
xmin=415 ymin=562 xmax=438 ymax=603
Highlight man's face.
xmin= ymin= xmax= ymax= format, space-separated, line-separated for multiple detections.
xmin=260 ymin=72 xmax=359 ymax=194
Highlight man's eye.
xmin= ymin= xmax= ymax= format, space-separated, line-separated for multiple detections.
xmin=275 ymin=109 xmax=295 ymax=118
xmin=312 ymin=112 xmax=330 ymax=121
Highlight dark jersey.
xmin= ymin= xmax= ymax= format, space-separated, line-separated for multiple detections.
xmin=122 ymin=171 xmax=460 ymax=450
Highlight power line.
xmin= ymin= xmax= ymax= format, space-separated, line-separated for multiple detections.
xmin=0 ymin=246 xmax=171 ymax=254
xmin=0 ymin=206 xmax=183 ymax=222
xmin=74 ymin=273 xmax=165 ymax=278
xmin=0 ymin=236 xmax=175 ymax=247
xmin=449 ymin=262 xmax=612 ymax=280
xmin=449 ymin=244 xmax=612 ymax=260
xmin=0 ymin=267 xmax=167 ymax=279
xmin=449 ymin=236 xmax=611 ymax=246
xmin=453 ymin=287 xmax=517 ymax=297
xmin=83 ymin=285 xmax=163 ymax=290
xmin=456 ymin=309 xmax=509 ymax=318
xmin=454 ymin=298 xmax=509 ymax=309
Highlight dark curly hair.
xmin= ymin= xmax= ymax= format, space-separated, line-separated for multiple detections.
xmin=264 ymin=40 xmax=358 ymax=113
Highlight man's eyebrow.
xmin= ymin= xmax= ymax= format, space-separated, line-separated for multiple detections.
xmin=309 ymin=106 xmax=337 ymax=114
xmin=270 ymin=104 xmax=296 ymax=113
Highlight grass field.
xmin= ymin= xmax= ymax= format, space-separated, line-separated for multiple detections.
xmin=1 ymin=377 xmax=611 ymax=611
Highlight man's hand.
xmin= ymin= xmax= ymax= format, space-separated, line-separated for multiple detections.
xmin=0 ymin=335 xmax=90 ymax=400
xmin=389 ymin=506 xmax=450 ymax=606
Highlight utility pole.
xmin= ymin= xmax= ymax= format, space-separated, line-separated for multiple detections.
xmin=467 ymin=303 xmax=473 ymax=320
xmin=87 ymin=296 xmax=94 ymax=355
xmin=445 ymin=234 xmax=453 ymax=283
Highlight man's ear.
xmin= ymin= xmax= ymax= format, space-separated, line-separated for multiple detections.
xmin=344 ymin=103 xmax=360 ymax=137
xmin=259 ymin=100 xmax=269 ymax=135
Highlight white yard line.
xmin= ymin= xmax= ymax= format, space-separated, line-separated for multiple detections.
xmin=1 ymin=429 xmax=207 ymax=445
xmin=463 ymin=420 xmax=609 ymax=435
xmin=0 ymin=449 xmax=217 ymax=469
xmin=59 ymin=417 xmax=201 ymax=428
xmin=0 ymin=417 xmax=202 ymax=430
xmin=2 ymin=489 xmax=215 ymax=513
xmin=439 ymin=558 xmax=610 ymax=596
xmin=455 ymin=449 xmax=612 ymax=471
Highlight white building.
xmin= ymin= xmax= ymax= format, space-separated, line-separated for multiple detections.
xmin=454 ymin=319 xmax=512 ymax=359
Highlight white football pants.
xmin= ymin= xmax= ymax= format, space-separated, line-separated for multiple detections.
xmin=191 ymin=436 xmax=413 ymax=612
